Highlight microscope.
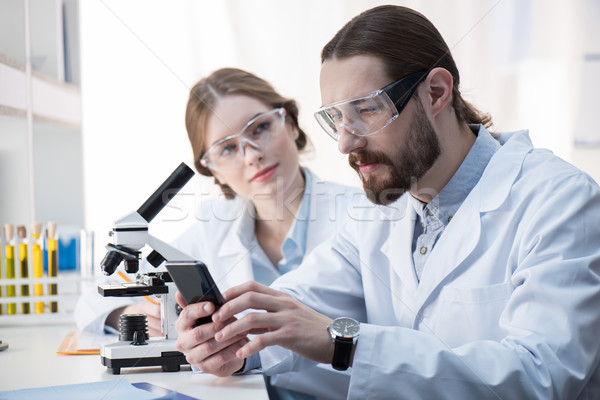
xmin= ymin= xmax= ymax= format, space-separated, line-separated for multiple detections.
xmin=98 ymin=162 xmax=197 ymax=374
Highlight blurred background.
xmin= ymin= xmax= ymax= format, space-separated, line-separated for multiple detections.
xmin=1 ymin=0 xmax=599 ymax=273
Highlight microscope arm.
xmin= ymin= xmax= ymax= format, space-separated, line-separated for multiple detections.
xmin=146 ymin=235 xmax=195 ymax=264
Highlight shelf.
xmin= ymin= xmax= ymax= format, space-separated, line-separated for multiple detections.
xmin=0 ymin=60 xmax=27 ymax=112
xmin=0 ymin=0 xmax=83 ymax=228
xmin=0 ymin=57 xmax=81 ymax=128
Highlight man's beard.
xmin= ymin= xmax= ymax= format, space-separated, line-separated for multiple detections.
xmin=349 ymin=100 xmax=441 ymax=205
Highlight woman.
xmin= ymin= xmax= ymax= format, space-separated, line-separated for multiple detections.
xmin=76 ymin=68 xmax=358 ymax=400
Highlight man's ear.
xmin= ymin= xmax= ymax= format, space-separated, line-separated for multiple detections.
xmin=422 ymin=67 xmax=453 ymax=118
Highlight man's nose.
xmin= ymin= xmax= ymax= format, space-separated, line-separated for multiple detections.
xmin=337 ymin=126 xmax=366 ymax=154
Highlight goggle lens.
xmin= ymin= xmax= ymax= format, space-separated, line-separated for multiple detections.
xmin=200 ymin=108 xmax=286 ymax=171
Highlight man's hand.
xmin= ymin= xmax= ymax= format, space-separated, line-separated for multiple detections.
xmin=174 ymin=291 xmax=247 ymax=376
xmin=212 ymin=281 xmax=334 ymax=364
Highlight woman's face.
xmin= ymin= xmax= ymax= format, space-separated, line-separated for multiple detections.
xmin=203 ymin=94 xmax=303 ymax=202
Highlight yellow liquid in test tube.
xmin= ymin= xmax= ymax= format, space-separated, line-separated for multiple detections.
xmin=19 ymin=248 xmax=30 ymax=314
xmin=32 ymin=223 xmax=44 ymax=314
xmin=0 ymin=238 xmax=3 ymax=315
xmin=48 ymin=238 xmax=58 ymax=313
xmin=47 ymin=222 xmax=58 ymax=313
xmin=4 ymin=225 xmax=17 ymax=315
xmin=6 ymin=245 xmax=16 ymax=314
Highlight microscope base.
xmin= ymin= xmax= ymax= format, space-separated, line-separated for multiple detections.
xmin=101 ymin=338 xmax=187 ymax=375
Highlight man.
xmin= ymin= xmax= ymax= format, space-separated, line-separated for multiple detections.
xmin=175 ymin=5 xmax=600 ymax=398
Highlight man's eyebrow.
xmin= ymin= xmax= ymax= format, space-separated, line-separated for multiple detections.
xmin=349 ymin=98 xmax=369 ymax=106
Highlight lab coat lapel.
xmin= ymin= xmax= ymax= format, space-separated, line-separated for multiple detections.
xmin=381 ymin=202 xmax=419 ymax=296
xmin=414 ymin=190 xmax=482 ymax=311
xmin=412 ymin=130 xmax=532 ymax=313
xmin=213 ymin=204 xmax=254 ymax=289
xmin=214 ymin=243 xmax=254 ymax=290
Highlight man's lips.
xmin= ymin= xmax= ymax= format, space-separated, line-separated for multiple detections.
xmin=356 ymin=162 xmax=379 ymax=174
xmin=251 ymin=164 xmax=278 ymax=182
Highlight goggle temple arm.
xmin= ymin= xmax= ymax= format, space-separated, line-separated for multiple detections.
xmin=384 ymin=71 xmax=429 ymax=111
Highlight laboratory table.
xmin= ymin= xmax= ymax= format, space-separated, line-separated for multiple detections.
xmin=0 ymin=318 xmax=268 ymax=399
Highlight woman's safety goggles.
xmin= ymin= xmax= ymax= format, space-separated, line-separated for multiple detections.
xmin=200 ymin=108 xmax=286 ymax=171
xmin=314 ymin=71 xmax=427 ymax=141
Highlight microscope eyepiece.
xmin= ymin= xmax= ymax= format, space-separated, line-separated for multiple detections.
xmin=137 ymin=163 xmax=195 ymax=223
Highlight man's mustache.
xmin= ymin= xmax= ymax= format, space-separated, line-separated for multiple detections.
xmin=348 ymin=150 xmax=392 ymax=171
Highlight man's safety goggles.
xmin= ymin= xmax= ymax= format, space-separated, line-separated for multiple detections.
xmin=314 ymin=71 xmax=427 ymax=141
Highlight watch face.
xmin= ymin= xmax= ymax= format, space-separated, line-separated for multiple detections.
xmin=331 ymin=317 xmax=360 ymax=338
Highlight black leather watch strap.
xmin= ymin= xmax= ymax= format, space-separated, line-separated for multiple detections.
xmin=332 ymin=336 xmax=354 ymax=371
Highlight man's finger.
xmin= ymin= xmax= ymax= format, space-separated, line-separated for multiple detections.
xmin=215 ymin=311 xmax=277 ymax=342
xmin=176 ymin=301 xmax=215 ymax=331
xmin=222 ymin=281 xmax=284 ymax=302
xmin=213 ymin=291 xmax=290 ymax=322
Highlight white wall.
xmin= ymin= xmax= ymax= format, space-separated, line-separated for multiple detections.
xmin=80 ymin=0 xmax=600 ymax=266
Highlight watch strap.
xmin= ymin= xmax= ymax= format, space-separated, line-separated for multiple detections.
xmin=332 ymin=336 xmax=354 ymax=371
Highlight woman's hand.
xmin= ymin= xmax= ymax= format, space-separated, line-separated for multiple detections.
xmin=212 ymin=281 xmax=334 ymax=364
xmin=122 ymin=301 xmax=162 ymax=336
xmin=107 ymin=301 xmax=162 ymax=337
xmin=174 ymin=291 xmax=247 ymax=376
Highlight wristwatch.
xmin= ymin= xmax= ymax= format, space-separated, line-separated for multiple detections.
xmin=328 ymin=317 xmax=360 ymax=371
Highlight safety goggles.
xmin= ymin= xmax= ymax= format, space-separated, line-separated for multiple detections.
xmin=314 ymin=71 xmax=427 ymax=141
xmin=200 ymin=108 xmax=287 ymax=171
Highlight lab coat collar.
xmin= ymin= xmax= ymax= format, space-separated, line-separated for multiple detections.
xmin=373 ymin=195 xmax=409 ymax=220
xmin=203 ymin=198 xmax=254 ymax=287
xmin=215 ymin=167 xmax=316 ymax=262
xmin=380 ymin=204 xmax=420 ymax=296
xmin=217 ymin=198 xmax=255 ymax=258
xmin=413 ymin=186 xmax=482 ymax=313
xmin=478 ymin=128 xmax=532 ymax=212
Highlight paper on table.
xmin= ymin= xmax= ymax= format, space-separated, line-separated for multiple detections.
xmin=132 ymin=382 xmax=199 ymax=400
xmin=56 ymin=330 xmax=117 ymax=355
xmin=0 ymin=379 xmax=168 ymax=400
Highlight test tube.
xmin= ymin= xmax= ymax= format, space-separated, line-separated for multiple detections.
xmin=4 ymin=224 xmax=17 ymax=315
xmin=47 ymin=221 xmax=58 ymax=313
xmin=17 ymin=225 xmax=30 ymax=314
xmin=0 ymin=233 xmax=3 ymax=315
xmin=31 ymin=222 xmax=44 ymax=314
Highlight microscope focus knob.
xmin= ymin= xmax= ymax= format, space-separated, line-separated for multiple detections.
xmin=119 ymin=314 xmax=148 ymax=345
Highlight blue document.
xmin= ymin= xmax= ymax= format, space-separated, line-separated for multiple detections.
xmin=0 ymin=379 xmax=195 ymax=400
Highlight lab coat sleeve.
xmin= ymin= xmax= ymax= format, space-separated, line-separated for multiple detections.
xmin=274 ymin=221 xmax=367 ymax=321
xmin=73 ymin=260 xmax=159 ymax=334
xmin=74 ymin=275 xmax=138 ymax=334
xmin=261 ymin=223 xmax=368 ymax=375
xmin=349 ymin=173 xmax=600 ymax=399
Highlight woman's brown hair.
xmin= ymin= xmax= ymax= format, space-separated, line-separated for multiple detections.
xmin=185 ymin=68 xmax=308 ymax=198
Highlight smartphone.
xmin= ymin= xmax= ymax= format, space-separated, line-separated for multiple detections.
xmin=165 ymin=261 xmax=225 ymax=326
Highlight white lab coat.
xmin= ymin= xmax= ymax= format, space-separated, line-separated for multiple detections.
xmin=266 ymin=130 xmax=600 ymax=399
xmin=75 ymin=168 xmax=359 ymax=400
